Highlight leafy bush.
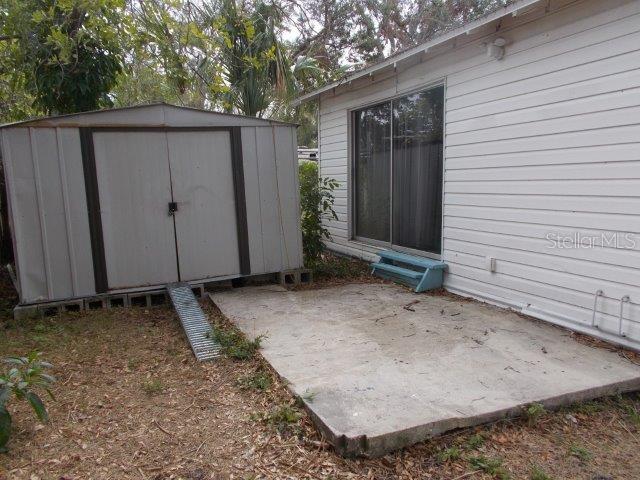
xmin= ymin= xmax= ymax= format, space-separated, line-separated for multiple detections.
xmin=208 ymin=325 xmax=265 ymax=360
xmin=298 ymin=161 xmax=339 ymax=264
xmin=0 ymin=352 xmax=55 ymax=452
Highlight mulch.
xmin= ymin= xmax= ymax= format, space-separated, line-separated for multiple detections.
xmin=0 ymin=266 xmax=639 ymax=479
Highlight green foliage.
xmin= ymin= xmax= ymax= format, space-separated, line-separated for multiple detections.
xmin=530 ymin=465 xmax=553 ymax=480
xmin=466 ymin=433 xmax=485 ymax=450
xmin=208 ymin=325 xmax=264 ymax=360
xmin=0 ymin=351 xmax=55 ymax=452
xmin=437 ymin=446 xmax=462 ymax=463
xmin=298 ymin=161 xmax=338 ymax=264
xmin=252 ymin=403 xmax=301 ymax=433
xmin=237 ymin=371 xmax=272 ymax=391
xmin=624 ymin=403 xmax=640 ymax=426
xmin=570 ymin=400 xmax=605 ymax=415
xmin=468 ymin=455 xmax=510 ymax=479
xmin=524 ymin=402 xmax=546 ymax=426
xmin=1 ymin=0 xmax=125 ymax=115
xmin=307 ymin=252 xmax=371 ymax=281
xmin=568 ymin=444 xmax=592 ymax=462
xmin=141 ymin=378 xmax=164 ymax=396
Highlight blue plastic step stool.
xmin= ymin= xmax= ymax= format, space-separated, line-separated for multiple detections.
xmin=371 ymin=250 xmax=447 ymax=293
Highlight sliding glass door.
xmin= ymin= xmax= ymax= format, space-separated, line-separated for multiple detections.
xmin=353 ymin=85 xmax=444 ymax=255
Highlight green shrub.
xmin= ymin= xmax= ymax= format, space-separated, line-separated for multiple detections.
xmin=298 ymin=161 xmax=338 ymax=264
xmin=208 ymin=326 xmax=264 ymax=360
xmin=0 ymin=352 xmax=55 ymax=452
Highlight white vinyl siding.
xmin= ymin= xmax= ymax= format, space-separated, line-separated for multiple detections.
xmin=317 ymin=0 xmax=640 ymax=349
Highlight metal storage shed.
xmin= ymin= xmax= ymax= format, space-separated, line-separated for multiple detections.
xmin=0 ymin=103 xmax=303 ymax=307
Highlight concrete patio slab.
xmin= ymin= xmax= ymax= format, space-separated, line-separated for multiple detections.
xmin=210 ymin=283 xmax=640 ymax=457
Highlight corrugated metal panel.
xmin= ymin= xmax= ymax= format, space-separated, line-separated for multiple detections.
xmin=93 ymin=131 xmax=179 ymax=289
xmin=168 ymin=131 xmax=240 ymax=281
xmin=274 ymin=126 xmax=304 ymax=270
xmin=241 ymin=127 xmax=267 ymax=273
xmin=255 ymin=127 xmax=285 ymax=272
xmin=317 ymin=0 xmax=640 ymax=348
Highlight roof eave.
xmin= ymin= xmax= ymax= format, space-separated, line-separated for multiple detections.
xmin=293 ymin=0 xmax=546 ymax=105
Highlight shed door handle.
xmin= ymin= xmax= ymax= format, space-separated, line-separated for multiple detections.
xmin=168 ymin=202 xmax=178 ymax=216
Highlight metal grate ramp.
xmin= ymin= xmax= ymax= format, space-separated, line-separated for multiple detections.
xmin=167 ymin=282 xmax=220 ymax=361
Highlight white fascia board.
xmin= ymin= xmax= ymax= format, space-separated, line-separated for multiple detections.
xmin=293 ymin=0 xmax=547 ymax=105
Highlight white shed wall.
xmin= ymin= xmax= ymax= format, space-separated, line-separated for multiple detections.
xmin=1 ymin=113 xmax=302 ymax=304
xmin=0 ymin=127 xmax=95 ymax=303
xmin=317 ymin=0 xmax=640 ymax=348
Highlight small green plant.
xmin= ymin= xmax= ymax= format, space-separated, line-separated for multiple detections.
xmin=468 ymin=455 xmax=510 ymax=479
xmin=437 ymin=446 xmax=462 ymax=463
xmin=237 ymin=371 xmax=272 ymax=391
xmin=208 ymin=325 xmax=265 ymax=360
xmin=141 ymin=379 xmax=164 ymax=396
xmin=466 ymin=433 xmax=485 ymax=450
xmin=252 ymin=404 xmax=301 ymax=433
xmin=524 ymin=402 xmax=546 ymax=426
xmin=568 ymin=444 xmax=592 ymax=462
xmin=530 ymin=464 xmax=553 ymax=480
xmin=624 ymin=404 xmax=640 ymax=426
xmin=0 ymin=352 xmax=55 ymax=452
xmin=570 ymin=400 xmax=605 ymax=415
xmin=299 ymin=161 xmax=339 ymax=263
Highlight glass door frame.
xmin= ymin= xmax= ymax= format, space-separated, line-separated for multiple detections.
xmin=349 ymin=81 xmax=446 ymax=260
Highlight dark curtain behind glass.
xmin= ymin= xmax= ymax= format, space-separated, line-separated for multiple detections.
xmin=354 ymin=102 xmax=391 ymax=242
xmin=392 ymin=86 xmax=444 ymax=253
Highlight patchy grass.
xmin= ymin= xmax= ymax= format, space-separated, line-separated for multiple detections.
xmin=141 ymin=378 xmax=164 ymax=395
xmin=530 ymin=464 xmax=554 ymax=480
xmin=466 ymin=433 xmax=485 ymax=450
xmin=568 ymin=444 xmax=592 ymax=462
xmin=207 ymin=324 xmax=265 ymax=360
xmin=305 ymin=253 xmax=376 ymax=285
xmin=252 ymin=403 xmax=302 ymax=434
xmin=1 ymin=267 xmax=640 ymax=479
xmin=524 ymin=402 xmax=547 ymax=426
xmin=436 ymin=446 xmax=462 ymax=464
xmin=468 ymin=455 xmax=510 ymax=479
xmin=237 ymin=371 xmax=272 ymax=391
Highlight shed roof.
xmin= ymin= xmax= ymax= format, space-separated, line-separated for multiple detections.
xmin=294 ymin=0 xmax=547 ymax=105
xmin=0 ymin=102 xmax=296 ymax=128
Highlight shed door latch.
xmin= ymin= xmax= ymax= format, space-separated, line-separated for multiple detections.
xmin=168 ymin=202 xmax=178 ymax=216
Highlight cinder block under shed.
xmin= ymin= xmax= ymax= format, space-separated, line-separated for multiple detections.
xmin=210 ymin=283 xmax=640 ymax=457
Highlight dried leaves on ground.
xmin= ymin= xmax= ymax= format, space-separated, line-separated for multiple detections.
xmin=0 ymin=283 xmax=639 ymax=479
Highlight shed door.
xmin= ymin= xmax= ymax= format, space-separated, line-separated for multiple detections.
xmin=167 ymin=131 xmax=240 ymax=281
xmin=92 ymin=131 xmax=179 ymax=289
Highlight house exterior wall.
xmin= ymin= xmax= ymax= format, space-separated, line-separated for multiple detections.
xmin=1 ymin=111 xmax=302 ymax=304
xmin=317 ymin=0 xmax=640 ymax=349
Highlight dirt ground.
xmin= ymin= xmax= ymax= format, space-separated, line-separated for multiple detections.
xmin=1 ymin=259 xmax=640 ymax=480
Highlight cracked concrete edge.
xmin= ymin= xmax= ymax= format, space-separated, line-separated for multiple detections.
xmin=300 ymin=376 xmax=640 ymax=458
